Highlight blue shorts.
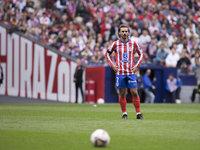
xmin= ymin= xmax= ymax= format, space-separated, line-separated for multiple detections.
xmin=115 ymin=74 xmax=137 ymax=89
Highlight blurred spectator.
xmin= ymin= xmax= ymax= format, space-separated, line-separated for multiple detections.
xmin=165 ymin=47 xmax=180 ymax=67
xmin=117 ymin=2 xmax=124 ymax=15
xmin=168 ymin=31 xmax=177 ymax=47
xmin=0 ymin=0 xmax=199 ymax=72
xmin=27 ymin=14 xmax=39 ymax=28
xmin=196 ymin=22 xmax=200 ymax=35
xmin=67 ymin=0 xmax=76 ymax=20
xmin=39 ymin=12 xmax=51 ymax=26
xmin=123 ymin=0 xmax=134 ymax=13
xmin=176 ymin=49 xmax=191 ymax=74
xmin=59 ymin=42 xmax=70 ymax=54
xmin=75 ymin=1 xmax=86 ymax=24
xmin=165 ymin=73 xmax=182 ymax=103
xmin=81 ymin=47 xmax=93 ymax=57
xmin=81 ymin=55 xmax=88 ymax=64
xmin=139 ymin=29 xmax=151 ymax=45
xmin=109 ymin=21 xmax=119 ymax=41
xmin=101 ymin=16 xmax=112 ymax=41
xmin=55 ymin=0 xmax=67 ymax=11
xmin=143 ymin=69 xmax=156 ymax=104
xmin=148 ymin=19 xmax=159 ymax=35
xmin=17 ymin=0 xmax=26 ymax=12
xmin=157 ymin=36 xmax=169 ymax=48
xmin=131 ymin=30 xmax=140 ymax=43
xmin=147 ymin=38 xmax=157 ymax=61
xmin=154 ymin=43 xmax=168 ymax=66
xmin=191 ymin=52 xmax=200 ymax=74
xmin=191 ymin=52 xmax=200 ymax=102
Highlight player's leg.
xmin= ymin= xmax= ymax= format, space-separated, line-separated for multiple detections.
xmin=119 ymin=88 xmax=127 ymax=119
xmin=116 ymin=75 xmax=127 ymax=119
xmin=128 ymin=74 xmax=145 ymax=119
xmin=129 ymin=88 xmax=140 ymax=113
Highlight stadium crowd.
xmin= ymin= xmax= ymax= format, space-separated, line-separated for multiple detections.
xmin=0 ymin=0 xmax=200 ymax=74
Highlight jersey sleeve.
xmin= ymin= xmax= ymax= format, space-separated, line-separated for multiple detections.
xmin=105 ymin=41 xmax=116 ymax=67
xmin=134 ymin=41 xmax=144 ymax=68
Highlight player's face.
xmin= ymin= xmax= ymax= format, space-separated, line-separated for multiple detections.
xmin=119 ymin=27 xmax=129 ymax=40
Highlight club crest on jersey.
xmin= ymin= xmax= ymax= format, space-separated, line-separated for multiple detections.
xmin=129 ymin=47 xmax=133 ymax=51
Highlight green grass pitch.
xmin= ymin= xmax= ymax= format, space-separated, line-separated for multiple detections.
xmin=0 ymin=103 xmax=200 ymax=150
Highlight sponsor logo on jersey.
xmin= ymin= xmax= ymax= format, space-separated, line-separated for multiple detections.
xmin=128 ymin=80 xmax=137 ymax=83
xmin=123 ymin=53 xmax=128 ymax=59
xmin=121 ymin=53 xmax=130 ymax=63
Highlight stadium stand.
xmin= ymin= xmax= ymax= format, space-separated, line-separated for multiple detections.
xmin=0 ymin=0 xmax=200 ymax=74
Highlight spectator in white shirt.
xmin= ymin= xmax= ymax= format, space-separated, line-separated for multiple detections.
xmin=56 ymin=0 xmax=67 ymax=11
xmin=39 ymin=12 xmax=51 ymax=26
xmin=168 ymin=31 xmax=177 ymax=47
xmin=131 ymin=30 xmax=140 ymax=43
xmin=139 ymin=29 xmax=151 ymax=45
xmin=165 ymin=47 xmax=180 ymax=67
xmin=17 ymin=0 xmax=26 ymax=12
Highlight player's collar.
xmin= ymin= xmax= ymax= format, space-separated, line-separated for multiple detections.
xmin=120 ymin=38 xmax=129 ymax=44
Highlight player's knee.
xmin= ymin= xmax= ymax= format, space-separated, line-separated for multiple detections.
xmin=119 ymin=93 xmax=126 ymax=98
xmin=131 ymin=91 xmax=138 ymax=97
xmin=119 ymin=89 xmax=126 ymax=98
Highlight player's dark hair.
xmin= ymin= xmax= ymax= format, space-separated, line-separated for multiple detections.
xmin=118 ymin=24 xmax=130 ymax=37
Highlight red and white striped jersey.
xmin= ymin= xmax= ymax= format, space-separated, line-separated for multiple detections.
xmin=105 ymin=39 xmax=143 ymax=75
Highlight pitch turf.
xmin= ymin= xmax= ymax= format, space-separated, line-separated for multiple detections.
xmin=0 ymin=103 xmax=200 ymax=150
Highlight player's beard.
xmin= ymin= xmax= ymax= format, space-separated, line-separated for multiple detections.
xmin=122 ymin=34 xmax=128 ymax=40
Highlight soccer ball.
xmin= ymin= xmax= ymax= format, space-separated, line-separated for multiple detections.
xmin=97 ymin=98 xmax=105 ymax=104
xmin=90 ymin=129 xmax=110 ymax=147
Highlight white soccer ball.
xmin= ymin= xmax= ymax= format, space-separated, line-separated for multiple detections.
xmin=90 ymin=129 xmax=110 ymax=147
xmin=176 ymin=99 xmax=181 ymax=104
xmin=97 ymin=98 xmax=105 ymax=104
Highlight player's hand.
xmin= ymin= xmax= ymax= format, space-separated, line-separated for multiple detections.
xmin=131 ymin=66 xmax=137 ymax=72
xmin=73 ymin=78 xmax=77 ymax=82
xmin=111 ymin=65 xmax=119 ymax=72
xmin=152 ymin=85 xmax=156 ymax=90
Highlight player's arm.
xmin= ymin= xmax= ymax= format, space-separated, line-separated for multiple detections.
xmin=105 ymin=42 xmax=119 ymax=72
xmin=132 ymin=41 xmax=144 ymax=72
